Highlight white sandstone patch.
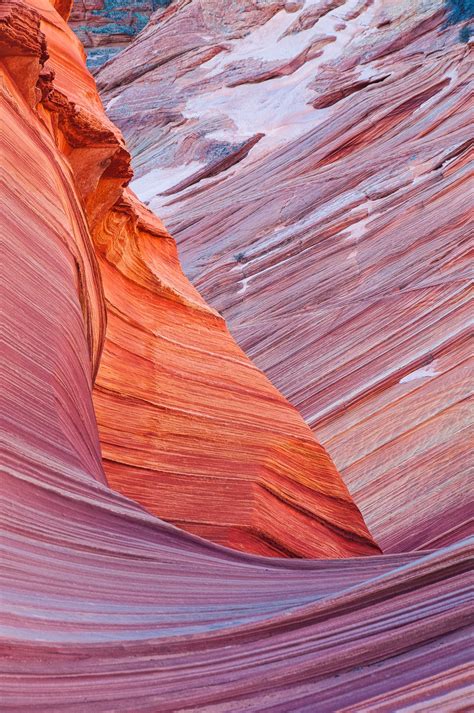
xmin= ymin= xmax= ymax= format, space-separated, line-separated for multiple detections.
xmin=238 ymin=277 xmax=252 ymax=293
xmin=131 ymin=0 xmax=377 ymax=209
xmin=132 ymin=162 xmax=204 ymax=203
xmin=106 ymin=94 xmax=122 ymax=111
xmin=181 ymin=0 xmax=375 ymax=158
xmin=399 ymin=363 xmax=439 ymax=383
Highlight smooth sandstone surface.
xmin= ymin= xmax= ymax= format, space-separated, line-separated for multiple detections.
xmin=96 ymin=0 xmax=473 ymax=553
xmin=1 ymin=1 xmax=472 ymax=710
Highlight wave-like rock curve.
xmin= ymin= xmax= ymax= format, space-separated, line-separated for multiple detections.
xmin=96 ymin=0 xmax=472 ymax=554
xmin=1 ymin=1 xmax=471 ymax=710
xmin=2 ymin=0 xmax=382 ymax=564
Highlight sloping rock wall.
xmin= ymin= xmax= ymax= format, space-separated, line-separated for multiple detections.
xmin=96 ymin=0 xmax=473 ymax=552
xmin=2 ymin=0 xmax=379 ymax=561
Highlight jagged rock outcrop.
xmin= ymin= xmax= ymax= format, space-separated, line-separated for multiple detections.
xmin=96 ymin=0 xmax=473 ymax=553
xmin=70 ymin=0 xmax=172 ymax=68
xmin=1 ymin=2 xmax=471 ymax=710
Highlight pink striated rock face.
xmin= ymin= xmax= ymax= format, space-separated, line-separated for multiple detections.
xmin=1 ymin=0 xmax=382 ymax=562
xmin=96 ymin=0 xmax=473 ymax=553
xmin=1 ymin=1 xmax=471 ymax=709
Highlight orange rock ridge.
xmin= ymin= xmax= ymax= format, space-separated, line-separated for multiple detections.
xmin=95 ymin=0 xmax=473 ymax=553
xmin=1 ymin=0 xmax=380 ymax=558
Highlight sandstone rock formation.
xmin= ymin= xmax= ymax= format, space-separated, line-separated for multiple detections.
xmin=70 ymin=0 xmax=172 ymax=68
xmin=1 ymin=1 xmax=471 ymax=710
xmin=96 ymin=0 xmax=473 ymax=553
xmin=94 ymin=192 xmax=382 ymax=558
xmin=2 ymin=0 xmax=383 ymax=563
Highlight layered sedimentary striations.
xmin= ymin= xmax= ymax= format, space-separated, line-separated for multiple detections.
xmin=2 ymin=0 xmax=381 ymax=561
xmin=70 ymin=0 xmax=172 ymax=68
xmin=96 ymin=0 xmax=473 ymax=553
xmin=94 ymin=194 xmax=382 ymax=558
xmin=1 ymin=1 xmax=472 ymax=710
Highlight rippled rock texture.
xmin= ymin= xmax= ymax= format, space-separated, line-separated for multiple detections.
xmin=1 ymin=0 xmax=472 ymax=709
xmin=2 ymin=0 xmax=381 ymax=561
xmin=70 ymin=0 xmax=172 ymax=68
xmin=97 ymin=0 xmax=473 ymax=554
